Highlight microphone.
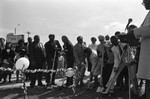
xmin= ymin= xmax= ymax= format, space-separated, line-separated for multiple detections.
xmin=125 ymin=18 xmax=133 ymax=32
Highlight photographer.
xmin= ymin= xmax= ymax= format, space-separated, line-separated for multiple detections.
xmin=120 ymin=0 xmax=150 ymax=98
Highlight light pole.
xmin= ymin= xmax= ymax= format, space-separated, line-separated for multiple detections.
xmin=26 ymin=31 xmax=31 ymax=38
xmin=14 ymin=24 xmax=20 ymax=35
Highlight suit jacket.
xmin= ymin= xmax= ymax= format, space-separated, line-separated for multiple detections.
xmin=134 ymin=11 xmax=150 ymax=80
xmin=44 ymin=40 xmax=61 ymax=69
xmin=44 ymin=40 xmax=61 ymax=61
xmin=73 ymin=43 xmax=86 ymax=66
xmin=29 ymin=41 xmax=45 ymax=69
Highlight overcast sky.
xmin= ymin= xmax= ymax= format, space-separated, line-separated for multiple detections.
xmin=0 ymin=0 xmax=148 ymax=45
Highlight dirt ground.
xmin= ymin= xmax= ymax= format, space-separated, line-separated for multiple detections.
xmin=0 ymin=72 xmax=145 ymax=99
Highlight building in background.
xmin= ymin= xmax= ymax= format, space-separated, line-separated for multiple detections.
xmin=6 ymin=33 xmax=24 ymax=48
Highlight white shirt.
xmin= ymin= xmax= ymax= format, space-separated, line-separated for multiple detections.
xmin=111 ymin=45 xmax=121 ymax=68
xmin=89 ymin=49 xmax=99 ymax=73
xmin=88 ymin=43 xmax=98 ymax=51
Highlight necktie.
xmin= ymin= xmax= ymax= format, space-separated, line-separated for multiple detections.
xmin=118 ymin=44 xmax=123 ymax=55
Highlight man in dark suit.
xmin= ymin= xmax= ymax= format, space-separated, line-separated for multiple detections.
xmin=29 ymin=35 xmax=45 ymax=88
xmin=44 ymin=34 xmax=61 ymax=86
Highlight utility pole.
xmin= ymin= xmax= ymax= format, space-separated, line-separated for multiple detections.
xmin=14 ymin=24 xmax=20 ymax=35
xmin=26 ymin=31 xmax=31 ymax=38
xmin=14 ymin=28 xmax=16 ymax=34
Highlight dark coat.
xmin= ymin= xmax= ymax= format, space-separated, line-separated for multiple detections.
xmin=44 ymin=40 xmax=61 ymax=69
xmin=2 ymin=49 xmax=15 ymax=68
xmin=63 ymin=42 xmax=74 ymax=68
xmin=29 ymin=41 xmax=45 ymax=69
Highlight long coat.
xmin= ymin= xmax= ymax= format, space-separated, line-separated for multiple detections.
xmin=134 ymin=11 xmax=150 ymax=80
xmin=63 ymin=42 xmax=74 ymax=68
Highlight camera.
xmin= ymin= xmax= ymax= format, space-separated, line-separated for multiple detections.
xmin=118 ymin=34 xmax=140 ymax=47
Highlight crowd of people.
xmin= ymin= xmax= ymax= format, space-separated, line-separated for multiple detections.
xmin=0 ymin=0 xmax=150 ymax=99
xmin=0 ymin=31 xmax=142 ymax=96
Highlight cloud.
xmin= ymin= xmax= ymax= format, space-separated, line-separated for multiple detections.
xmin=0 ymin=0 xmax=147 ymax=45
xmin=104 ymin=22 xmax=126 ymax=32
